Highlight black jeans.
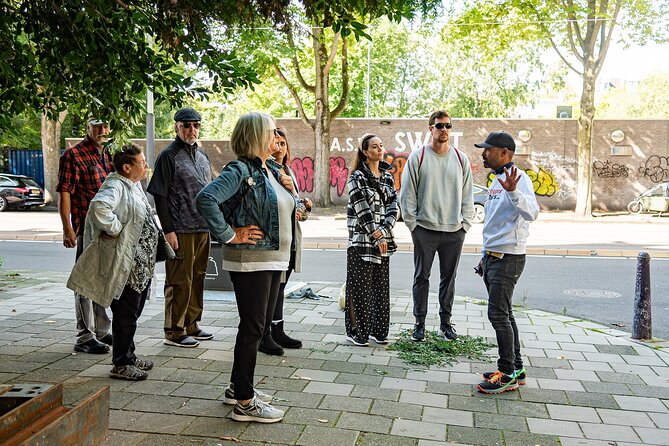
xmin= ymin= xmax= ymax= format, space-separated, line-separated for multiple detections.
xmin=411 ymin=226 xmax=465 ymax=329
xmin=229 ymin=270 xmax=281 ymax=401
xmin=483 ymin=254 xmax=526 ymax=375
xmin=109 ymin=282 xmax=150 ymax=367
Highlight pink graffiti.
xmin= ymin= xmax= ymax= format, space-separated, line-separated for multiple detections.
xmin=329 ymin=156 xmax=349 ymax=197
xmin=290 ymin=157 xmax=314 ymax=193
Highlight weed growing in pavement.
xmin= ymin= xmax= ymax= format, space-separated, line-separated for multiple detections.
xmin=388 ymin=329 xmax=493 ymax=367
xmin=521 ymin=290 xmax=528 ymax=308
xmin=562 ymin=306 xmax=568 ymax=316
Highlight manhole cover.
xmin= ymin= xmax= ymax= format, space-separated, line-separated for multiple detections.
xmin=563 ymin=289 xmax=621 ymax=299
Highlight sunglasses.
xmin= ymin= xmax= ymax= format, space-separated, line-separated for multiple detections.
xmin=433 ymin=122 xmax=453 ymax=130
xmin=182 ymin=122 xmax=201 ymax=129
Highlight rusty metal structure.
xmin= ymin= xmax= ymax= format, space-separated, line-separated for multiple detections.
xmin=0 ymin=383 xmax=109 ymax=446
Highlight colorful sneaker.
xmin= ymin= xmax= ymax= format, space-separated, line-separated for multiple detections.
xmin=411 ymin=323 xmax=425 ymax=342
xmin=476 ymin=371 xmax=518 ymax=394
xmin=346 ymin=335 xmax=369 ymax=346
xmin=223 ymin=384 xmax=273 ymax=405
xmin=231 ymin=397 xmax=284 ymax=423
xmin=482 ymin=367 xmax=526 ymax=385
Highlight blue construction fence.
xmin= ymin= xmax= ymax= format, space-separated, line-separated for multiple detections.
xmin=1 ymin=149 xmax=64 ymax=189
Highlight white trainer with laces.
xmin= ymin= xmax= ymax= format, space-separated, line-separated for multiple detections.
xmin=232 ymin=397 xmax=284 ymax=423
xmin=223 ymin=384 xmax=273 ymax=405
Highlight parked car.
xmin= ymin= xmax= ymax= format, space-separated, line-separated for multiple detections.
xmin=396 ymin=184 xmax=489 ymax=223
xmin=472 ymin=184 xmax=488 ymax=223
xmin=0 ymin=174 xmax=46 ymax=211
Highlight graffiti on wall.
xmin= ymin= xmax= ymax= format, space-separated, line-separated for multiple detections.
xmin=329 ymin=157 xmax=349 ymax=196
xmin=638 ymin=155 xmax=669 ymax=183
xmin=290 ymin=156 xmax=350 ymax=197
xmin=487 ymin=167 xmax=560 ymax=197
xmin=290 ymin=157 xmax=315 ymax=193
xmin=593 ymin=160 xmax=630 ymax=178
xmin=383 ymin=152 xmax=408 ymax=190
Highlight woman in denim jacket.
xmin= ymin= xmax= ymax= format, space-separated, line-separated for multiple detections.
xmin=196 ymin=112 xmax=295 ymax=424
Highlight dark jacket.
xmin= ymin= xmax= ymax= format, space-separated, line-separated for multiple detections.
xmin=196 ymin=156 xmax=296 ymax=251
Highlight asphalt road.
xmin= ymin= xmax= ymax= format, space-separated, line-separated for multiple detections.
xmin=1 ymin=240 xmax=667 ymax=339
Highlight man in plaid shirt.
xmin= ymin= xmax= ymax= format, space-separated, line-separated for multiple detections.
xmin=56 ymin=116 xmax=114 ymax=354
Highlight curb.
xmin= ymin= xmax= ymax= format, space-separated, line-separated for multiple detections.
xmin=301 ymin=241 xmax=668 ymax=259
xmin=2 ymin=234 xmax=667 ymax=259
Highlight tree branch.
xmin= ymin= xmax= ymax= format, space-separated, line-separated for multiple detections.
xmin=274 ymin=64 xmax=314 ymax=130
xmin=331 ymin=37 xmax=349 ymax=119
xmin=286 ymin=26 xmax=315 ymax=93
xmin=594 ymin=0 xmax=621 ymax=77
xmin=538 ymin=20 xmax=583 ymax=75
xmin=566 ymin=0 xmax=585 ymax=48
xmin=323 ymin=32 xmax=340 ymax=76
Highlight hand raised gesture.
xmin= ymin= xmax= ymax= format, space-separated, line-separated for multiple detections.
xmin=498 ymin=166 xmax=521 ymax=192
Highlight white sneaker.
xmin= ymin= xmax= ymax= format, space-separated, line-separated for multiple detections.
xmin=223 ymin=384 xmax=273 ymax=405
xmin=231 ymin=397 xmax=284 ymax=423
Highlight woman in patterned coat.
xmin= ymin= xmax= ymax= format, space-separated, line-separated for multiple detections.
xmin=345 ymin=134 xmax=398 ymax=346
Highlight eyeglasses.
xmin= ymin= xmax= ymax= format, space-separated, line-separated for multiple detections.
xmin=182 ymin=122 xmax=201 ymax=129
xmin=432 ymin=122 xmax=453 ymax=130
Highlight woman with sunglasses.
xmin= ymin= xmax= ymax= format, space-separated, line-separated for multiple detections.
xmin=345 ymin=134 xmax=398 ymax=346
xmin=257 ymin=129 xmax=312 ymax=354
xmin=196 ymin=112 xmax=296 ymax=423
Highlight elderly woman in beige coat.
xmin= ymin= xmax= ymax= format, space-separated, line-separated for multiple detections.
xmin=68 ymin=144 xmax=163 ymax=381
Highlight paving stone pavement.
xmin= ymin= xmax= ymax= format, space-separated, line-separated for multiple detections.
xmin=1 ymin=273 xmax=669 ymax=445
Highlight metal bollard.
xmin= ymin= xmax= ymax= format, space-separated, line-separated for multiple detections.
xmin=632 ymin=252 xmax=652 ymax=340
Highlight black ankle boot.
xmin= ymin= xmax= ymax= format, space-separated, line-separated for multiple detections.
xmin=271 ymin=321 xmax=302 ymax=349
xmin=258 ymin=333 xmax=284 ymax=355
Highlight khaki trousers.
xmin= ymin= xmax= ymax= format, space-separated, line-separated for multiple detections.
xmin=164 ymin=232 xmax=210 ymax=340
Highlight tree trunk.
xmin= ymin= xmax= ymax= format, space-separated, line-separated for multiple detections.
xmin=40 ymin=110 xmax=67 ymax=204
xmin=313 ymin=112 xmax=332 ymax=206
xmin=574 ymin=62 xmax=596 ymax=217
xmin=311 ymin=27 xmax=333 ymax=207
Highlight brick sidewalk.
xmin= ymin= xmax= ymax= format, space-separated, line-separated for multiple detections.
xmin=1 ymin=273 xmax=668 ymax=445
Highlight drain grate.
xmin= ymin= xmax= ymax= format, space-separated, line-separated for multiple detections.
xmin=563 ymin=289 xmax=621 ymax=299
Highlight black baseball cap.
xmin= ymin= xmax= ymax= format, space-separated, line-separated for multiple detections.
xmin=474 ymin=131 xmax=516 ymax=151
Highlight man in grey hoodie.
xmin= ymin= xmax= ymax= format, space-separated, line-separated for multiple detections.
xmin=399 ymin=110 xmax=474 ymax=342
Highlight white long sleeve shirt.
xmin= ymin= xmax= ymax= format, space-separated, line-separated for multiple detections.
xmin=482 ymin=165 xmax=540 ymax=254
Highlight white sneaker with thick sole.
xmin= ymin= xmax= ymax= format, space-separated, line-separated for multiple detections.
xmin=231 ymin=397 xmax=284 ymax=423
xmin=223 ymin=385 xmax=273 ymax=405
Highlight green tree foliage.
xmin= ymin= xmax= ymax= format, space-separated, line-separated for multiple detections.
xmin=221 ymin=1 xmax=442 ymax=205
xmin=343 ymin=18 xmax=548 ymax=118
xmin=599 ymin=71 xmax=669 ymax=118
xmin=451 ymin=0 xmax=669 ymax=215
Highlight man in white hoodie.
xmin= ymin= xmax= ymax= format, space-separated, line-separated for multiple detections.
xmin=473 ymin=131 xmax=539 ymax=394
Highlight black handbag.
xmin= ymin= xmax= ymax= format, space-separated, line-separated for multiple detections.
xmin=155 ymin=229 xmax=175 ymax=262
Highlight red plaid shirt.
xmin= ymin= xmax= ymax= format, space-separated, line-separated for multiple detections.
xmin=56 ymin=136 xmax=113 ymax=236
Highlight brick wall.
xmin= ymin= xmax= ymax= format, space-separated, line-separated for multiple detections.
xmin=66 ymin=118 xmax=669 ymax=211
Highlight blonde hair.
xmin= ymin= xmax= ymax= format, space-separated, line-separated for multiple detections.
xmin=230 ymin=112 xmax=276 ymax=159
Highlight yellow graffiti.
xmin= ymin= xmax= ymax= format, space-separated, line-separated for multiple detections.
xmin=486 ymin=167 xmax=558 ymax=197
xmin=526 ymin=167 xmax=558 ymax=197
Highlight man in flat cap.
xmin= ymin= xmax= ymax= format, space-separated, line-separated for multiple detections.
xmin=148 ymin=108 xmax=214 ymax=347
xmin=473 ymin=131 xmax=539 ymax=394
xmin=57 ymin=115 xmax=113 ymax=354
